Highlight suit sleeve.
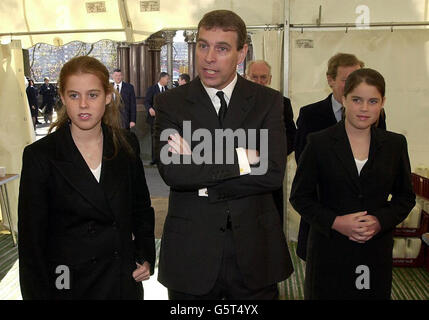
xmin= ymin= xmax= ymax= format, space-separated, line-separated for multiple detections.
xmin=129 ymin=133 xmax=156 ymax=274
xmin=289 ymin=135 xmax=338 ymax=238
xmin=371 ymin=135 xmax=415 ymax=233
xmin=294 ymin=107 xmax=310 ymax=163
xmin=206 ymin=92 xmax=287 ymax=203
xmin=284 ymin=97 xmax=296 ymax=156
xmin=144 ymin=86 xmax=154 ymax=110
xmin=129 ymin=84 xmax=137 ymax=123
xmin=154 ymin=93 xmax=242 ymax=191
xmin=18 ymin=146 xmax=51 ymax=299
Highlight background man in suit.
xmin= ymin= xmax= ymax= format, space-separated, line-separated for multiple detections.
xmin=112 ymin=68 xmax=137 ymax=130
xmin=154 ymin=10 xmax=293 ymax=300
xmin=246 ymin=60 xmax=297 ymax=223
xmin=294 ymin=52 xmax=386 ymax=261
xmin=178 ymin=73 xmax=190 ymax=86
xmin=144 ymin=72 xmax=169 ymax=165
xmin=39 ymin=77 xmax=56 ymax=124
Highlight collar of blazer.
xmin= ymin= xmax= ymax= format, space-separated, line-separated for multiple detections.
xmin=185 ymin=74 xmax=255 ymax=131
xmin=320 ymin=93 xmax=338 ymax=125
xmin=330 ymin=120 xmax=388 ymax=189
xmin=50 ymin=123 xmax=128 ymax=217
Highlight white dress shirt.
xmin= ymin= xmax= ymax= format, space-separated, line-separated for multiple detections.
xmin=331 ymin=95 xmax=343 ymax=122
xmin=198 ymin=75 xmax=251 ymax=197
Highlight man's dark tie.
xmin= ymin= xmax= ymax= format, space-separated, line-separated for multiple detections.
xmin=116 ymin=85 xmax=120 ymax=93
xmin=216 ymin=91 xmax=227 ymax=127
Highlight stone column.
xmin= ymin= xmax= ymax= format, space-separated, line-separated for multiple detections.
xmin=163 ymin=30 xmax=176 ymax=88
xmin=184 ymin=30 xmax=196 ymax=80
xmin=146 ymin=33 xmax=165 ymax=87
xmin=117 ymin=42 xmax=130 ymax=82
xmin=129 ymin=43 xmax=140 ymax=97
xmin=139 ymin=42 xmax=149 ymax=96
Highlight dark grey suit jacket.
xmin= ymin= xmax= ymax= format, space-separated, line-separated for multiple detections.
xmin=118 ymin=82 xmax=137 ymax=129
xmin=153 ymin=75 xmax=293 ymax=295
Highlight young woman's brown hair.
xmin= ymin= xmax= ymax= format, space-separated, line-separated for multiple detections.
xmin=50 ymin=56 xmax=133 ymax=157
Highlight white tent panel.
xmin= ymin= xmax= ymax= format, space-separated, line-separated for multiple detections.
xmin=1 ymin=0 xmax=286 ymax=48
xmin=290 ymin=0 xmax=429 ymax=24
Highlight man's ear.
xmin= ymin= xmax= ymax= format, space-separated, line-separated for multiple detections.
xmin=327 ymin=75 xmax=334 ymax=88
xmin=238 ymin=43 xmax=248 ymax=65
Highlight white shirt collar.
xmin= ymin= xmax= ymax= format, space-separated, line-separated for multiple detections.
xmin=331 ymin=94 xmax=343 ymax=114
xmin=114 ymin=81 xmax=123 ymax=90
xmin=158 ymin=82 xmax=165 ymax=92
xmin=201 ymin=73 xmax=238 ymax=107
xmin=331 ymin=94 xmax=344 ymax=122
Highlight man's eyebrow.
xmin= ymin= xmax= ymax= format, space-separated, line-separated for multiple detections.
xmin=197 ymin=38 xmax=232 ymax=47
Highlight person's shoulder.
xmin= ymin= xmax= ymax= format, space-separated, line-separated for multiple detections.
xmin=376 ymin=128 xmax=407 ymax=145
xmin=23 ymin=129 xmax=59 ymax=158
xmin=300 ymin=95 xmax=330 ymax=113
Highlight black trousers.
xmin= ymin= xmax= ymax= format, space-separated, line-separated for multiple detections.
xmin=168 ymin=228 xmax=278 ymax=300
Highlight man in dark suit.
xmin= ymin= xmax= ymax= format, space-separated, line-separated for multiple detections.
xmin=144 ymin=72 xmax=169 ymax=165
xmin=39 ymin=77 xmax=56 ymax=124
xmin=294 ymin=53 xmax=386 ymax=261
xmin=112 ymin=68 xmax=137 ymax=130
xmin=154 ymin=10 xmax=293 ymax=300
xmin=246 ymin=60 xmax=297 ymax=223
xmin=178 ymin=73 xmax=190 ymax=86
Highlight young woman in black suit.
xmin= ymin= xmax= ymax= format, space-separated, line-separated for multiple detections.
xmin=290 ymin=68 xmax=415 ymax=299
xmin=18 ymin=56 xmax=155 ymax=300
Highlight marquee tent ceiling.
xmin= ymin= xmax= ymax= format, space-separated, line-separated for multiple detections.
xmin=0 ymin=0 xmax=286 ymax=48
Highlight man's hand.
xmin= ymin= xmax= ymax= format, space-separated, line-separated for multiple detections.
xmin=168 ymin=133 xmax=192 ymax=155
xmin=245 ymin=149 xmax=260 ymax=165
xmin=132 ymin=261 xmax=151 ymax=282
xmin=149 ymin=108 xmax=156 ymax=117
xmin=129 ymin=121 xmax=136 ymax=128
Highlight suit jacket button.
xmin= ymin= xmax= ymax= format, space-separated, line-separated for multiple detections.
xmin=219 ymin=227 xmax=226 ymax=232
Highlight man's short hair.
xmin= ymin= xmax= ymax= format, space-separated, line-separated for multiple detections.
xmin=197 ymin=10 xmax=247 ymax=50
xmin=159 ymin=72 xmax=169 ymax=80
xmin=179 ymin=73 xmax=190 ymax=83
xmin=44 ymin=77 xmax=50 ymax=81
xmin=113 ymin=68 xmax=121 ymax=73
xmin=245 ymin=60 xmax=272 ymax=76
xmin=326 ymin=53 xmax=364 ymax=80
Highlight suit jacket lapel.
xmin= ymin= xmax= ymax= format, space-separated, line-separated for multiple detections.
xmin=51 ymin=125 xmax=113 ymax=217
xmin=185 ymin=77 xmax=220 ymax=132
xmin=99 ymin=125 xmax=127 ymax=204
xmin=223 ymin=75 xmax=254 ymax=130
xmin=321 ymin=94 xmax=338 ymax=126
xmin=331 ymin=121 xmax=361 ymax=192
xmin=360 ymin=126 xmax=386 ymax=178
